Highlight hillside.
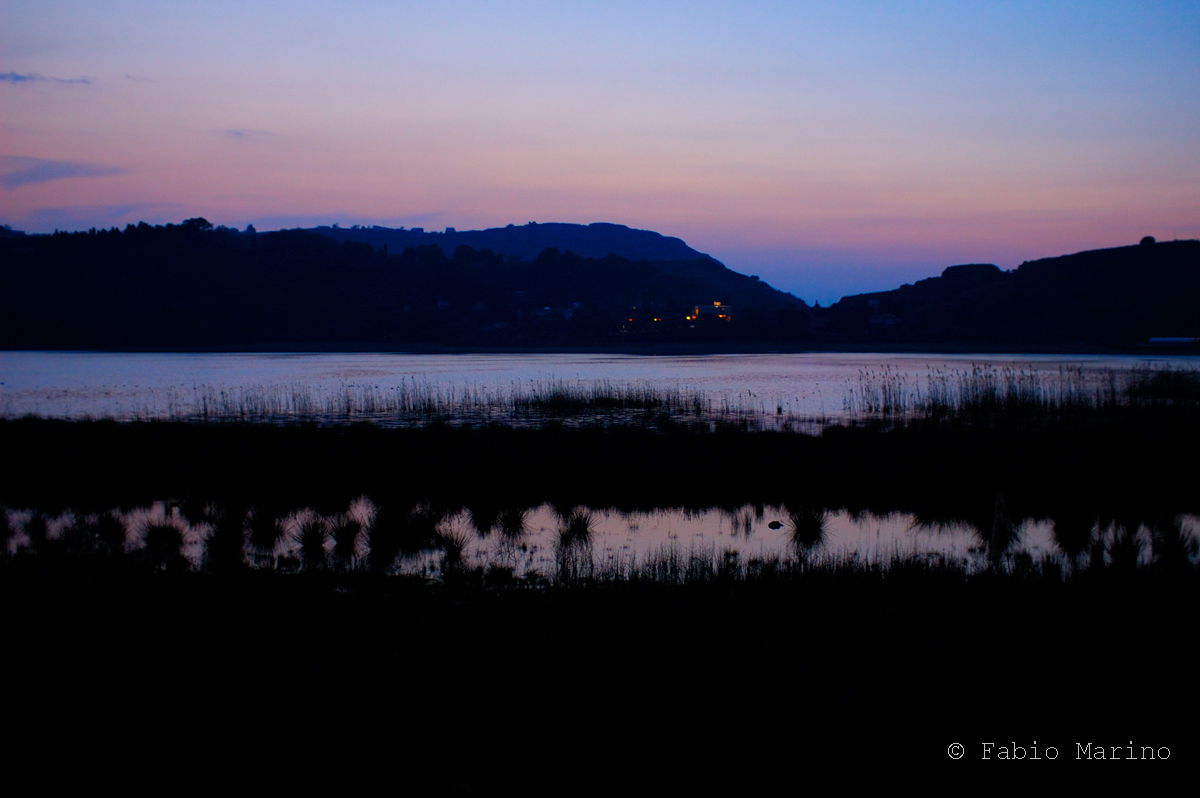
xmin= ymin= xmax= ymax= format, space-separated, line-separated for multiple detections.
xmin=0 ymin=219 xmax=807 ymax=350
xmin=5 ymin=218 xmax=1194 ymax=351
xmin=818 ymin=239 xmax=1200 ymax=347
xmin=310 ymin=221 xmax=715 ymax=264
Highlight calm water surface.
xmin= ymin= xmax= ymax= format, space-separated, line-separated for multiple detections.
xmin=13 ymin=501 xmax=1181 ymax=575
xmin=3 ymin=351 xmax=1196 ymax=421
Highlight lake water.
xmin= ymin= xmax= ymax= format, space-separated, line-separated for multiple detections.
xmin=12 ymin=500 xmax=1184 ymax=576
xmin=2 ymin=350 xmax=1196 ymax=423
xmin=4 ymin=350 xmax=1197 ymax=571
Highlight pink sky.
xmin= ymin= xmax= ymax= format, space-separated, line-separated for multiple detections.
xmin=3 ymin=2 xmax=1198 ymax=303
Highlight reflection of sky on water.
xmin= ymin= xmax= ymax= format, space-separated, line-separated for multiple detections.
xmin=3 ymin=351 xmax=1197 ymax=422
xmin=7 ymin=501 xmax=1168 ymax=577
xmin=423 ymin=506 xmax=1061 ymax=576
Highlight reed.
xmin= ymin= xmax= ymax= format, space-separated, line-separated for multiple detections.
xmin=141 ymin=522 xmax=187 ymax=571
xmin=92 ymin=512 xmax=128 ymax=557
xmin=497 ymin=508 xmax=529 ymax=542
xmin=437 ymin=528 xmax=471 ymax=572
xmin=2 ymin=497 xmax=1195 ymax=584
xmin=787 ymin=507 xmax=827 ymax=553
xmin=10 ymin=363 xmax=1199 ymax=437
xmin=1149 ymin=517 xmax=1200 ymax=572
xmin=203 ymin=503 xmax=247 ymax=572
xmin=297 ymin=514 xmax=329 ymax=572
xmin=248 ymin=507 xmax=285 ymax=559
xmin=846 ymin=363 xmax=1200 ymax=429
xmin=329 ymin=516 xmax=363 ymax=569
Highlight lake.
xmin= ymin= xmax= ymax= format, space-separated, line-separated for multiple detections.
xmin=5 ymin=350 xmax=1197 ymax=572
xmin=3 ymin=350 xmax=1196 ymax=422
xmin=14 ymin=498 xmax=1179 ymax=577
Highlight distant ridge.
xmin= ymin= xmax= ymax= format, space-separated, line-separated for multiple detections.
xmin=818 ymin=239 xmax=1200 ymax=346
xmin=308 ymin=221 xmax=717 ymax=264
xmin=0 ymin=218 xmax=807 ymax=350
xmin=3 ymin=219 xmax=1194 ymax=351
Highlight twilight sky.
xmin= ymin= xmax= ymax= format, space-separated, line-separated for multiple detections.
xmin=2 ymin=1 xmax=1198 ymax=304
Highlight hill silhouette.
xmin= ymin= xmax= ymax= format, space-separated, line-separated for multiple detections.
xmin=818 ymin=239 xmax=1200 ymax=347
xmin=0 ymin=219 xmax=807 ymax=350
xmin=310 ymin=221 xmax=716 ymax=264
xmin=2 ymin=220 xmax=1195 ymax=351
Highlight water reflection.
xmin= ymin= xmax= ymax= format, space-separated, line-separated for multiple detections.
xmin=205 ymin=502 xmax=247 ymax=572
xmin=497 ymin=508 xmax=528 ymax=540
xmin=1149 ymin=517 xmax=1200 ymax=571
xmin=330 ymin=516 xmax=363 ymax=570
xmin=1052 ymin=513 xmax=1096 ymax=564
xmin=4 ymin=501 xmax=1197 ymax=578
xmin=986 ymin=495 xmax=1018 ymax=565
xmin=786 ymin=507 xmax=827 ymax=554
xmin=8 ymin=351 xmax=1193 ymax=426
xmin=297 ymin=513 xmax=328 ymax=572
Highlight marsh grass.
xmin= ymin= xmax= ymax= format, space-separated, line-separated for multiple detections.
xmin=184 ymin=379 xmax=752 ymax=430
xmin=368 ymin=504 xmax=444 ymax=572
xmin=437 ymin=528 xmax=471 ymax=572
xmin=297 ymin=514 xmax=328 ymax=572
xmin=3 ymin=365 xmax=1199 ymax=583
xmin=92 ymin=512 xmax=128 ymax=557
xmin=787 ymin=507 xmax=827 ymax=553
xmin=498 ymin=508 xmax=528 ymax=540
xmin=8 ymin=363 xmax=1198 ymax=437
xmin=128 ymin=364 xmax=1200 ymax=436
xmin=555 ymin=510 xmax=596 ymax=582
xmin=203 ymin=503 xmax=247 ymax=572
xmin=846 ymin=364 xmax=1200 ymax=429
xmin=1149 ymin=517 xmax=1200 ymax=572
xmin=248 ymin=507 xmax=285 ymax=563
xmin=141 ymin=522 xmax=187 ymax=571
xmin=329 ymin=516 xmax=363 ymax=570
xmin=467 ymin=504 xmax=500 ymax=538
xmin=3 ymin=496 xmax=1195 ymax=586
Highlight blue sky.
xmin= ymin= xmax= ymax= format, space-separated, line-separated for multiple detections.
xmin=3 ymin=1 xmax=1198 ymax=303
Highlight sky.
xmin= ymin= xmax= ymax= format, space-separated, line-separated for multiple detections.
xmin=2 ymin=1 xmax=1198 ymax=304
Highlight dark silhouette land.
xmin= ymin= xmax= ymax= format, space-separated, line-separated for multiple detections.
xmin=2 ymin=217 xmax=1196 ymax=350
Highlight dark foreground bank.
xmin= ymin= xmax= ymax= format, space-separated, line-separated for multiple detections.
xmin=3 ymin=401 xmax=1198 ymax=525
xmin=3 ymin=403 xmax=1198 ymax=787
xmin=4 ymin=559 xmax=1194 ymax=789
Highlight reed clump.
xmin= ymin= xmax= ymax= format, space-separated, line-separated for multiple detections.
xmin=186 ymin=378 xmax=737 ymax=430
xmin=845 ymin=364 xmax=1200 ymax=431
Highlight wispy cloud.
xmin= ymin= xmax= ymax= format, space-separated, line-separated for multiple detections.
xmin=1 ymin=156 xmax=128 ymax=189
xmin=223 ymin=128 xmax=277 ymax=142
xmin=0 ymin=72 xmax=91 ymax=85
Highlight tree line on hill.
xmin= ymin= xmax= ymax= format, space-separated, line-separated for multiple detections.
xmin=1 ymin=219 xmax=1196 ymax=350
xmin=0 ymin=219 xmax=807 ymax=349
xmin=819 ymin=238 xmax=1200 ymax=347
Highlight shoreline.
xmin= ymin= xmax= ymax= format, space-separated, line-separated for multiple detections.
xmin=4 ymin=342 xmax=1198 ymax=356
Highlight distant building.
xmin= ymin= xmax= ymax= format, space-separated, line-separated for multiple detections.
xmin=687 ymin=302 xmax=731 ymax=320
